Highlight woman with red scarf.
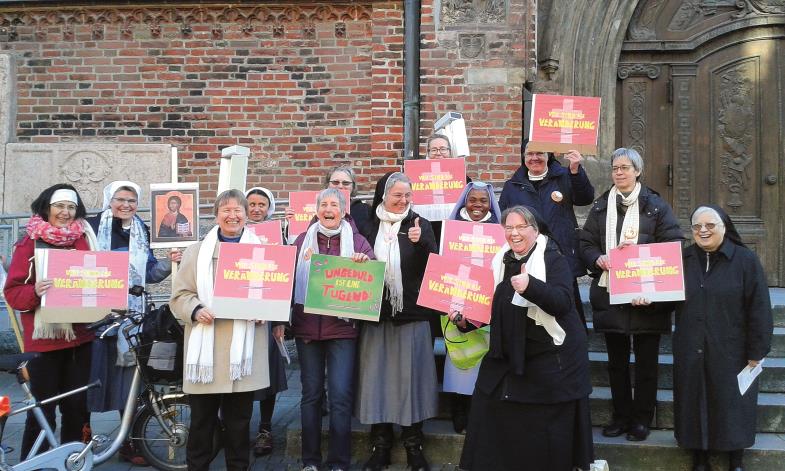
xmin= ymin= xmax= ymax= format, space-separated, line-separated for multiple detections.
xmin=3 ymin=183 xmax=98 ymax=458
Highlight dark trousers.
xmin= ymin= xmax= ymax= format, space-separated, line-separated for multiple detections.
xmin=297 ymin=338 xmax=356 ymax=469
xmin=21 ymin=342 xmax=92 ymax=459
xmin=187 ymin=391 xmax=254 ymax=471
xmin=604 ymin=333 xmax=661 ymax=426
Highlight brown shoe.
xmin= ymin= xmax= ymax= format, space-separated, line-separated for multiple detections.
xmin=119 ymin=441 xmax=150 ymax=466
xmin=253 ymin=429 xmax=273 ymax=456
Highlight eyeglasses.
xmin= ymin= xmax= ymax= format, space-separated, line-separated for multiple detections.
xmin=388 ymin=192 xmax=412 ymax=200
xmin=428 ymin=147 xmax=451 ymax=155
xmin=611 ymin=165 xmax=634 ymax=173
xmin=112 ymin=197 xmax=138 ymax=206
xmin=503 ymin=224 xmax=530 ymax=234
xmin=51 ymin=202 xmax=77 ymax=212
xmin=329 ymin=180 xmax=353 ymax=187
xmin=691 ymin=222 xmax=722 ymax=232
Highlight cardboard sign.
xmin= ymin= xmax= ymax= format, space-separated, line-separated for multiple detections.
xmin=404 ymin=158 xmax=467 ymax=221
xmin=608 ymin=241 xmax=685 ymax=305
xmin=417 ymin=253 xmax=495 ymax=324
xmin=528 ymin=94 xmax=601 ymax=155
xmin=211 ymin=243 xmax=296 ymax=321
xmin=440 ymin=220 xmax=506 ymax=268
xmin=247 ymin=220 xmax=283 ymax=245
xmin=287 ymin=189 xmax=351 ymax=242
xmin=303 ymin=254 xmax=386 ymax=322
xmin=36 ymin=249 xmax=129 ymax=323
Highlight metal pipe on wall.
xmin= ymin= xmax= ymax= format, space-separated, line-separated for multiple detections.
xmin=403 ymin=0 xmax=421 ymax=160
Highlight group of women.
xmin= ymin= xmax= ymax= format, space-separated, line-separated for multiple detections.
xmin=2 ymin=143 xmax=774 ymax=471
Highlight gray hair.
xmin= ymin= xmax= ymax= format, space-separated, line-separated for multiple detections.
xmin=325 ymin=165 xmax=359 ymax=197
xmin=611 ymin=148 xmax=644 ymax=176
xmin=317 ymin=187 xmax=347 ymax=215
xmin=383 ymin=172 xmax=412 ymax=197
xmin=213 ymin=189 xmax=248 ymax=216
xmin=500 ymin=205 xmax=539 ymax=232
xmin=114 ymin=185 xmax=138 ymax=197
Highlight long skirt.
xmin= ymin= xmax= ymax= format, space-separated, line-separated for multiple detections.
xmin=354 ymin=320 xmax=438 ymax=426
xmin=88 ymin=336 xmax=136 ymax=412
xmin=254 ymin=328 xmax=289 ymax=401
xmin=460 ymin=386 xmax=594 ymax=471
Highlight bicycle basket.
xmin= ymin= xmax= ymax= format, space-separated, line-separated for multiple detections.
xmin=137 ymin=303 xmax=184 ymax=384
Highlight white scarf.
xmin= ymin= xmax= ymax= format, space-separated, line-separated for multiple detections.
xmin=96 ymin=210 xmax=150 ymax=367
xmin=459 ymin=207 xmax=492 ymax=222
xmin=186 ymin=226 xmax=261 ymax=384
xmin=490 ymin=234 xmax=566 ymax=345
xmin=373 ymin=204 xmax=409 ymax=315
xmin=294 ymin=220 xmax=355 ymax=304
xmin=528 ymin=169 xmax=548 ymax=181
xmin=599 ymin=182 xmax=642 ymax=288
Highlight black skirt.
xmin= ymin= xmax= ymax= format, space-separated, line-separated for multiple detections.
xmin=460 ymin=384 xmax=594 ymax=471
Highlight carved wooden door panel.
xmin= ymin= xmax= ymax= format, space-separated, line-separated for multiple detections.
xmin=691 ymin=39 xmax=782 ymax=285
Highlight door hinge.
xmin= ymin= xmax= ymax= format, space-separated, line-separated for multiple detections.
xmin=667 ymin=163 xmax=673 ymax=187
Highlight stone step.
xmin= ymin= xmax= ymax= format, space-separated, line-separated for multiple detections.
xmin=579 ymin=286 xmax=785 ymax=327
xmin=285 ymin=420 xmax=785 ymax=470
xmin=589 ymin=386 xmax=785 ymax=433
xmin=588 ymin=352 xmax=785 ymax=393
xmin=586 ymin=324 xmax=785 ymax=357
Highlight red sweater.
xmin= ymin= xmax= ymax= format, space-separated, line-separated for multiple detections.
xmin=3 ymin=235 xmax=95 ymax=352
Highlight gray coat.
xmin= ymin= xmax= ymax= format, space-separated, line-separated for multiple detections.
xmin=673 ymin=241 xmax=773 ymax=450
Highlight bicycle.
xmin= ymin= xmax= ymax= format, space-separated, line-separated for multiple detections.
xmin=0 ymin=288 xmax=195 ymax=471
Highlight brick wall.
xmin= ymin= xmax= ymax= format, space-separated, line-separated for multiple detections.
xmin=0 ymin=1 xmax=534 ymax=201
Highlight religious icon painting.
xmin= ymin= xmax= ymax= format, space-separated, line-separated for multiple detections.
xmin=150 ymin=183 xmax=200 ymax=248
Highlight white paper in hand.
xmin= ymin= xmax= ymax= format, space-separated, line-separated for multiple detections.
xmin=737 ymin=359 xmax=764 ymax=396
xmin=276 ymin=335 xmax=291 ymax=365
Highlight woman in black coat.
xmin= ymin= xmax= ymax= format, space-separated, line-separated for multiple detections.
xmin=455 ymin=205 xmax=593 ymax=471
xmin=674 ymin=205 xmax=772 ymax=471
xmin=578 ymin=148 xmax=684 ymax=441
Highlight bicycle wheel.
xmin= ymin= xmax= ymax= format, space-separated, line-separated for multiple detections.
xmin=132 ymin=396 xmax=190 ymax=471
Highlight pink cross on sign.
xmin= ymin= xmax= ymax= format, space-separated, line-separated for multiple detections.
xmin=552 ymin=98 xmax=577 ymax=144
xmin=445 ymin=264 xmax=479 ymax=313
xmin=420 ymin=161 xmax=449 ymax=204
xmin=467 ymin=224 xmax=490 ymax=267
xmin=68 ymin=254 xmax=109 ymax=308
xmin=237 ymin=246 xmax=274 ymax=300
xmin=627 ymin=246 xmax=659 ymax=294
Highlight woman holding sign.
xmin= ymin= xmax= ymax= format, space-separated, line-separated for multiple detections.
xmin=244 ymin=186 xmax=289 ymax=457
xmin=290 ymin=188 xmax=375 ymax=471
xmin=452 ymin=205 xmax=593 ymax=471
xmin=578 ymin=148 xmax=683 ymax=442
xmin=170 ymin=189 xmax=270 ymax=471
xmin=4 ymin=183 xmax=98 ymax=458
xmin=673 ymin=206 xmax=772 ymax=471
xmin=356 ymin=172 xmax=438 ymax=471
xmin=86 ymin=180 xmax=179 ymax=464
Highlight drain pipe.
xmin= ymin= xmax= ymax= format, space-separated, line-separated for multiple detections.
xmin=403 ymin=0 xmax=421 ymax=160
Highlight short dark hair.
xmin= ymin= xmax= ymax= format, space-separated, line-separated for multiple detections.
xmin=245 ymin=188 xmax=270 ymax=204
xmin=113 ymin=185 xmax=138 ymax=197
xmin=167 ymin=195 xmax=182 ymax=207
xmin=30 ymin=183 xmax=87 ymax=221
xmin=500 ymin=205 xmax=539 ymax=231
xmin=213 ymin=189 xmax=248 ymax=216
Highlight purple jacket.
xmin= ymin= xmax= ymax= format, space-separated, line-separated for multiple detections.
xmin=291 ymin=230 xmax=376 ymax=340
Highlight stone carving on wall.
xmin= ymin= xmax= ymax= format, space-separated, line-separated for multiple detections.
xmin=628 ymin=0 xmax=667 ymax=40
xmin=61 ymin=151 xmax=112 ymax=207
xmin=742 ymin=0 xmax=785 ymax=14
xmin=673 ymin=73 xmax=695 ymax=221
xmin=459 ymin=34 xmax=485 ymax=59
xmin=617 ymin=63 xmax=661 ymax=79
xmin=717 ymin=63 xmax=755 ymax=211
xmin=441 ymin=0 xmax=505 ymax=25
xmin=626 ymin=82 xmax=648 ymax=158
xmin=0 ymin=4 xmax=372 ymax=41
xmin=664 ymin=0 xmax=785 ymax=32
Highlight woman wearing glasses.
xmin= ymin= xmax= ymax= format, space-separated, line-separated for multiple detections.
xmin=325 ymin=166 xmax=371 ymax=233
xmin=454 ymin=206 xmax=593 ymax=471
xmin=85 ymin=180 xmax=180 ymax=464
xmin=579 ymin=148 xmax=683 ymax=442
xmin=673 ymin=205 xmax=772 ymax=471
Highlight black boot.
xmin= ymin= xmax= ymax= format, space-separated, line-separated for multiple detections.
xmin=401 ymin=424 xmax=430 ymax=471
xmin=450 ymin=394 xmax=469 ymax=434
xmin=363 ymin=423 xmax=393 ymax=471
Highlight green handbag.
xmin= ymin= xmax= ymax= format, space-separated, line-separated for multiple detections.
xmin=442 ymin=318 xmax=490 ymax=370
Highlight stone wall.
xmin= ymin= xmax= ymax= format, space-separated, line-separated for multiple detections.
xmin=0 ymin=1 xmax=535 ymax=201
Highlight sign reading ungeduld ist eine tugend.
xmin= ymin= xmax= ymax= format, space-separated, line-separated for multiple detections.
xmin=303 ymin=254 xmax=386 ymax=322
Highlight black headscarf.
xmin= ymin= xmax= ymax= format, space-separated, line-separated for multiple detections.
xmin=370 ymin=171 xmax=396 ymax=212
xmin=520 ymin=138 xmax=558 ymax=168
xmin=690 ymin=204 xmax=746 ymax=248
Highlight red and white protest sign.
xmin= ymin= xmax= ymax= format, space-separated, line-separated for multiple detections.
xmin=287 ymin=189 xmax=351 ymax=241
xmin=36 ymin=249 xmax=129 ymax=323
xmin=247 ymin=220 xmax=283 ymax=245
xmin=440 ymin=220 xmax=506 ymax=268
xmin=528 ymin=94 xmax=601 ymax=155
xmin=404 ymin=158 xmax=466 ymax=221
xmin=417 ymin=253 xmax=495 ymax=324
xmin=211 ymin=243 xmax=296 ymax=320
xmin=608 ymin=241 xmax=685 ymax=305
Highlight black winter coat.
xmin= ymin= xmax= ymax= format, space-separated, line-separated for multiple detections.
xmin=499 ymin=162 xmax=594 ymax=278
xmin=578 ymin=186 xmax=684 ymax=334
xmin=673 ymin=241 xmax=772 ymax=451
xmin=362 ymin=208 xmax=438 ymax=324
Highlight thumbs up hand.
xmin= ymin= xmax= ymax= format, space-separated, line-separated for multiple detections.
xmin=510 ymin=264 xmax=530 ymax=294
xmin=408 ymin=217 xmax=422 ymax=243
